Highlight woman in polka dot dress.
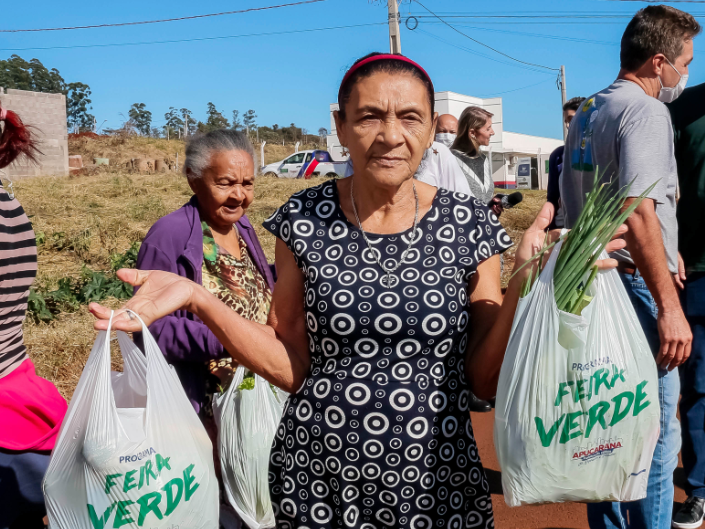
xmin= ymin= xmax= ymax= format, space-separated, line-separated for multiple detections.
xmin=263 ymin=174 xmax=509 ymax=528
xmin=91 ymin=52 xmax=625 ymax=529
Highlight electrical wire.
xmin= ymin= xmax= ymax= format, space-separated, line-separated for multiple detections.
xmin=449 ymin=24 xmax=618 ymax=46
xmin=0 ymin=22 xmax=387 ymax=52
xmin=475 ymin=78 xmax=556 ymax=97
xmin=0 ymin=0 xmax=325 ymax=33
xmin=412 ymin=14 xmax=632 ymax=19
xmin=605 ymin=0 xmax=705 ymax=3
xmin=411 ymin=0 xmax=560 ymax=71
xmin=414 ymin=29 xmax=555 ymax=75
xmin=407 ymin=11 xmax=705 ymax=18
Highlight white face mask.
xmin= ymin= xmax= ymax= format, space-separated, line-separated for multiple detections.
xmin=658 ymin=58 xmax=688 ymax=103
xmin=435 ymin=133 xmax=456 ymax=148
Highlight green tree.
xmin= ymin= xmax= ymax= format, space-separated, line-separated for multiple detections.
xmin=231 ymin=110 xmax=242 ymax=131
xmin=66 ymin=82 xmax=94 ymax=132
xmin=164 ymin=107 xmax=184 ymax=133
xmin=180 ymin=108 xmax=197 ymax=135
xmin=205 ymin=102 xmax=229 ymax=131
xmin=0 ymin=55 xmax=94 ymax=129
xmin=0 ymin=55 xmax=34 ymax=90
xmin=128 ymin=103 xmax=152 ymax=136
xmin=0 ymin=55 xmax=64 ymax=92
xmin=243 ymin=109 xmax=257 ymax=130
xmin=28 ymin=58 xmax=65 ymax=93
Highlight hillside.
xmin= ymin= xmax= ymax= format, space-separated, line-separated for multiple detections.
xmin=68 ymin=134 xmax=326 ymax=169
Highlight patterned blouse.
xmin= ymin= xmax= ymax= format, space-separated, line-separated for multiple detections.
xmin=201 ymin=221 xmax=272 ymax=325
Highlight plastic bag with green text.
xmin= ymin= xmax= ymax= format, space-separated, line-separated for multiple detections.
xmin=43 ymin=311 xmax=219 ymax=528
xmin=494 ymin=240 xmax=660 ymax=506
xmin=213 ymin=366 xmax=288 ymax=529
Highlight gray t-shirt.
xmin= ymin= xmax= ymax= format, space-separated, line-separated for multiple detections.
xmin=560 ymin=79 xmax=679 ymax=273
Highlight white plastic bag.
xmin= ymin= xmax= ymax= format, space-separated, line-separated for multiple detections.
xmin=494 ymin=240 xmax=660 ymax=506
xmin=213 ymin=367 xmax=288 ymax=529
xmin=44 ymin=311 xmax=219 ymax=528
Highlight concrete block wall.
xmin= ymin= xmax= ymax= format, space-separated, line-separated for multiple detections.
xmin=0 ymin=87 xmax=69 ymax=177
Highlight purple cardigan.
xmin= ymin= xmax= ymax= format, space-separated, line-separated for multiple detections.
xmin=135 ymin=195 xmax=275 ymax=413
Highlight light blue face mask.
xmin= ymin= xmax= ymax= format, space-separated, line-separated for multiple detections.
xmin=658 ymin=58 xmax=688 ymax=103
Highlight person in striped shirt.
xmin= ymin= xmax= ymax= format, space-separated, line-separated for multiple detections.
xmin=0 ymin=105 xmax=67 ymax=529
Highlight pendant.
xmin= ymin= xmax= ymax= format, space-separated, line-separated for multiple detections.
xmin=386 ymin=271 xmax=392 ymax=290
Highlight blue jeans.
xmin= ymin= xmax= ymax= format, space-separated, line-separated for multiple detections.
xmin=0 ymin=449 xmax=50 ymax=529
xmin=679 ymin=273 xmax=705 ymax=499
xmin=587 ymin=272 xmax=681 ymax=529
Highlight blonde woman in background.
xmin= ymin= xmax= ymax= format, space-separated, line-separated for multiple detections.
xmin=451 ymin=106 xmax=495 ymax=204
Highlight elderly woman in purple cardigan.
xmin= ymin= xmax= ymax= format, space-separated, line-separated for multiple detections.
xmin=135 ymin=129 xmax=275 ymax=420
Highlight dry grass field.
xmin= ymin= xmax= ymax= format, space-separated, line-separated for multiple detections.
xmin=68 ymin=135 xmax=324 ymax=169
xmin=17 ymin=165 xmax=546 ymax=400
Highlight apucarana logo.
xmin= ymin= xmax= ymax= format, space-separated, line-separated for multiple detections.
xmin=119 ymin=447 xmax=156 ymax=464
xmin=572 ymin=438 xmax=623 ymax=463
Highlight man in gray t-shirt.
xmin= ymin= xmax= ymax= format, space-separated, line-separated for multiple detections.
xmin=561 ymin=80 xmax=679 ymax=272
xmin=559 ymin=6 xmax=699 ymax=529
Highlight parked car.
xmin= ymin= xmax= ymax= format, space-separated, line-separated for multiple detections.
xmin=261 ymin=150 xmax=347 ymax=179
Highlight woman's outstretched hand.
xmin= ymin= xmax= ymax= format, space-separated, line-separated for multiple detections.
xmin=89 ymin=269 xmax=199 ymax=332
xmin=511 ymin=202 xmax=628 ymax=285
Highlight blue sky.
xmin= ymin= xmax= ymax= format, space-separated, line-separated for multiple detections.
xmin=2 ymin=0 xmax=704 ymax=139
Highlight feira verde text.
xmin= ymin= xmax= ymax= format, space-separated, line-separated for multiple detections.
xmin=534 ymin=365 xmax=652 ymax=448
xmin=87 ymin=452 xmax=199 ymax=529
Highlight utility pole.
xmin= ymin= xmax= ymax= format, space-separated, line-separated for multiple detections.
xmin=560 ymin=65 xmax=568 ymax=142
xmin=388 ymin=0 xmax=401 ymax=54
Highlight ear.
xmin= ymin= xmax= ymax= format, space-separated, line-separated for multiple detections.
xmin=333 ymin=110 xmax=347 ymax=147
xmin=428 ymin=112 xmax=438 ymax=148
xmin=651 ymin=53 xmax=667 ymax=76
xmin=187 ymin=173 xmax=199 ymax=194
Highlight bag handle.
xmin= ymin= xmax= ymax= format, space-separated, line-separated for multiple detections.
xmin=104 ymin=309 xmax=163 ymax=369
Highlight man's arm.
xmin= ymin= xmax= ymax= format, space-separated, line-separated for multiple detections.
xmin=623 ymin=197 xmax=692 ymax=370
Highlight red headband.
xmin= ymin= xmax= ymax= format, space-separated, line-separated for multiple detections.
xmin=339 ymin=54 xmax=434 ymax=94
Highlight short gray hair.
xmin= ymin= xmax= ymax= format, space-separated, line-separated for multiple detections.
xmin=183 ymin=129 xmax=254 ymax=180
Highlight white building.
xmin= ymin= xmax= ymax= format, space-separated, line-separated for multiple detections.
xmin=326 ymin=90 xmax=563 ymax=189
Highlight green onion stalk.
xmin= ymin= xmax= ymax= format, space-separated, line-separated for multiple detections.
xmin=513 ymin=171 xmax=657 ymax=315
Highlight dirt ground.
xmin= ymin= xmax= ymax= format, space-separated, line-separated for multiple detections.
xmin=471 ymin=409 xmax=688 ymax=528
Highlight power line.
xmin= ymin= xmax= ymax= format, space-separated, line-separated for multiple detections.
xmin=0 ymin=0 xmax=325 ymax=33
xmin=411 ymin=0 xmax=560 ymax=72
xmin=475 ymin=78 xmax=555 ymax=97
xmin=407 ymin=11 xmax=705 ymax=17
xmin=414 ymin=29 xmax=554 ymax=75
xmin=0 ymin=22 xmax=386 ymax=51
xmin=413 ymin=14 xmax=634 ymax=19
xmin=605 ymin=0 xmax=705 ymax=3
xmin=451 ymin=24 xmax=617 ymax=46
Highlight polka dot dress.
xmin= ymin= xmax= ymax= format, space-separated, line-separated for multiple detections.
xmin=264 ymin=180 xmax=512 ymax=529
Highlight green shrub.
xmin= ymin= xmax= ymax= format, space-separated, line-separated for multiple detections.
xmin=27 ymin=242 xmax=141 ymax=323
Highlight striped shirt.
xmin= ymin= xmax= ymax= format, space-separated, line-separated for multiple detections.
xmin=0 ymin=187 xmax=37 ymax=379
